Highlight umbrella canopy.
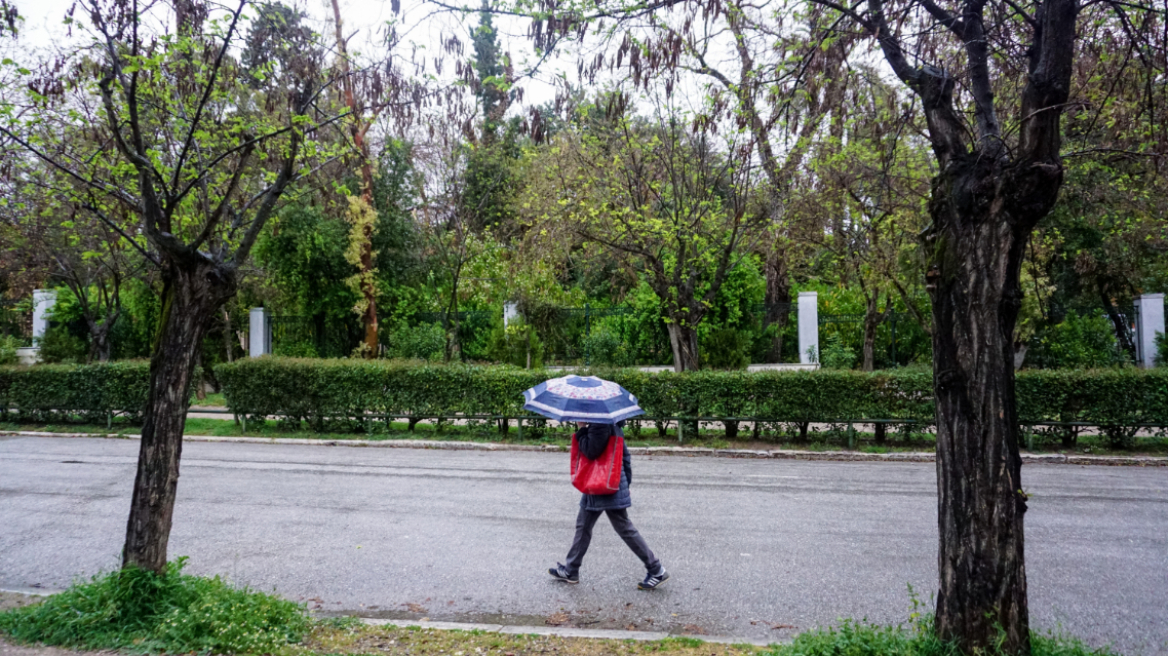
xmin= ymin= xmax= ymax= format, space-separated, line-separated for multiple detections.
xmin=522 ymin=375 xmax=645 ymax=424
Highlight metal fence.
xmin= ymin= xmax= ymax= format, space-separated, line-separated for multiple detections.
xmin=269 ymin=303 xmax=801 ymax=366
xmin=270 ymin=315 xmax=363 ymax=358
xmin=818 ymin=311 xmax=931 ymax=369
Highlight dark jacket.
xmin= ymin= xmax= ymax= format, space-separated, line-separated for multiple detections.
xmin=576 ymin=422 xmax=632 ymax=511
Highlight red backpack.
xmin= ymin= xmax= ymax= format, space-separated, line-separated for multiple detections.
xmin=570 ymin=429 xmax=624 ymax=495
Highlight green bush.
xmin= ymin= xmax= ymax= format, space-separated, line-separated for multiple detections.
xmin=0 ymin=361 xmax=157 ymax=423
xmin=818 ymin=333 xmax=858 ymax=370
xmin=0 ymin=558 xmax=309 ymax=654
xmin=486 ymin=320 xmax=544 ymax=369
xmin=581 ymin=326 xmax=635 ymax=367
xmin=384 ymin=320 xmax=445 ymax=361
xmin=1027 ymin=311 xmax=1127 ymax=369
xmin=1155 ymin=331 xmax=1167 ymax=367
xmin=0 ymin=334 xmax=22 ymax=365
xmin=38 ymin=326 xmax=88 ymax=364
xmin=215 ymin=359 xmax=1168 ymax=439
xmin=4 ymin=359 xmax=1165 ymax=442
xmin=700 ymin=328 xmax=750 ymax=370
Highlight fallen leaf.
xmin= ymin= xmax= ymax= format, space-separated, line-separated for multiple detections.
xmin=772 ymin=624 xmax=797 ymax=630
xmin=626 ymin=624 xmax=637 ymax=631
xmin=683 ymin=624 xmax=707 ymax=635
xmin=546 ymin=612 xmax=570 ymax=626
xmin=404 ymin=602 xmax=427 ymax=613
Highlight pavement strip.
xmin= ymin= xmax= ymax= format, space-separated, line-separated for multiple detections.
xmin=0 ymin=589 xmax=772 ymax=647
xmin=1 ymin=429 xmax=1165 ymax=466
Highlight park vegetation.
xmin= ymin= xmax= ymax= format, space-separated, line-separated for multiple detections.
xmin=0 ymin=0 xmax=1165 ymax=654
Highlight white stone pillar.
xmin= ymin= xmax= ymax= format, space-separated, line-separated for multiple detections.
xmin=503 ymin=302 xmax=519 ymax=328
xmin=798 ymin=291 xmax=819 ymax=365
xmin=32 ymin=289 xmax=56 ymax=342
xmin=1135 ymin=293 xmax=1164 ymax=368
xmin=249 ymin=307 xmax=271 ymax=357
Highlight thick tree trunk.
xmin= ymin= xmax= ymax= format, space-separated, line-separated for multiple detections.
xmin=666 ymin=321 xmax=699 ymax=372
xmin=925 ymin=155 xmax=1062 ymax=655
xmin=764 ymin=254 xmax=791 ymax=363
xmin=122 ymin=262 xmax=232 ymax=574
xmin=87 ymin=319 xmax=113 ymax=363
xmin=1100 ymin=293 xmax=1137 ymax=361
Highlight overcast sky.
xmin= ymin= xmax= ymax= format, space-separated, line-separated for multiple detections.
xmin=12 ymin=0 xmax=580 ymax=111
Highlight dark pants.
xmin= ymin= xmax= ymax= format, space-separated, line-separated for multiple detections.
xmin=565 ymin=507 xmax=660 ymax=575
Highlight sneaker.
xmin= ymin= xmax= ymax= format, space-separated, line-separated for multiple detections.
xmin=548 ymin=563 xmax=579 ymax=584
xmin=638 ymin=568 xmax=669 ymax=590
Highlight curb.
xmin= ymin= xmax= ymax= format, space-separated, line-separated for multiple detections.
xmin=0 ymin=588 xmax=773 ymax=647
xmin=359 ymin=618 xmax=775 ymax=646
xmin=2 ymin=430 xmax=1166 ymax=466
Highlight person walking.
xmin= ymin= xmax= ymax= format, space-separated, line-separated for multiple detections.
xmin=549 ymin=420 xmax=669 ymax=590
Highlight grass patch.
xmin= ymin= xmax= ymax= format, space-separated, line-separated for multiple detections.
xmin=2 ymin=416 xmax=1166 ymax=456
xmin=298 ymin=617 xmax=1121 ymax=656
xmin=757 ymin=619 xmax=1120 ymax=656
xmin=0 ymin=585 xmax=1123 ymax=656
xmin=191 ymin=392 xmax=227 ymax=407
xmin=0 ymin=558 xmax=309 ymax=654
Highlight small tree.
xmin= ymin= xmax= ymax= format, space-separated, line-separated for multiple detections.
xmin=1 ymin=0 xmax=340 ymax=573
xmin=519 ymin=93 xmax=767 ymax=371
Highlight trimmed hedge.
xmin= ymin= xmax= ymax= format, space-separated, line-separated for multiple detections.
xmin=4 ymin=359 xmax=1167 ymax=446
xmin=0 ymin=361 xmax=155 ymax=423
xmin=214 ymin=358 xmax=1168 ymax=438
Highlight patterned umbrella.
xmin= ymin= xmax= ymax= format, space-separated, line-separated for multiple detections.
xmin=522 ymin=375 xmax=645 ymax=424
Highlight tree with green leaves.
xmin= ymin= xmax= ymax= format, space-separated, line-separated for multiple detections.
xmin=517 ymin=92 xmax=767 ymax=371
xmin=0 ymin=0 xmax=343 ymax=573
xmin=793 ymin=0 xmax=1167 ymax=650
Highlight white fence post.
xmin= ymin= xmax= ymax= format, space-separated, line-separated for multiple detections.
xmin=1135 ymin=293 xmax=1164 ymax=368
xmin=249 ymin=307 xmax=271 ymax=357
xmin=32 ymin=289 xmax=56 ymax=343
xmin=798 ymin=291 xmax=819 ymax=365
xmin=503 ymin=302 xmax=519 ymax=328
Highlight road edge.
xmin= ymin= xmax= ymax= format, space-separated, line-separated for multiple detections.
xmin=3 ymin=430 xmax=1165 ymax=466
xmin=0 ymin=588 xmax=775 ymax=648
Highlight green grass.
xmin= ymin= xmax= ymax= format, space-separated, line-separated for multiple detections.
xmin=0 ymin=576 xmax=1123 ymax=656
xmin=757 ymin=619 xmax=1120 ymax=656
xmin=2 ymin=415 xmax=1166 ymax=456
xmin=0 ymin=558 xmax=309 ymax=654
xmin=191 ymin=392 xmax=227 ymax=407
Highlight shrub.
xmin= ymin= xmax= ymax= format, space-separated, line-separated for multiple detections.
xmin=819 ymin=333 xmax=858 ymax=370
xmin=1027 ymin=311 xmax=1126 ymax=369
xmin=38 ymin=326 xmax=88 ymax=364
xmin=0 ymin=558 xmax=309 ymax=654
xmin=384 ymin=321 xmax=446 ymax=361
xmin=0 ymin=334 xmax=22 ymax=365
xmin=486 ymin=320 xmax=544 ymax=369
xmin=581 ymin=326 xmax=635 ymax=367
xmin=0 ymin=360 xmax=157 ymax=423
xmin=1155 ymin=331 xmax=1167 ymax=367
xmin=700 ymin=328 xmax=750 ymax=370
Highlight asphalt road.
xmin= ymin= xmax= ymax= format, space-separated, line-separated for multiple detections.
xmin=1 ymin=435 xmax=1165 ymax=654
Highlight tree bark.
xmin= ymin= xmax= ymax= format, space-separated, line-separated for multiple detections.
xmin=87 ymin=319 xmax=114 ymax=363
xmin=926 ymin=155 xmax=1063 ymax=655
xmin=860 ymin=292 xmax=884 ymax=372
xmin=122 ymin=261 xmax=233 ymax=574
xmin=666 ymin=321 xmax=699 ymax=372
xmin=331 ymin=0 xmax=380 ymax=358
xmin=764 ymin=254 xmax=791 ymax=363
xmin=1100 ymin=293 xmax=1137 ymax=361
